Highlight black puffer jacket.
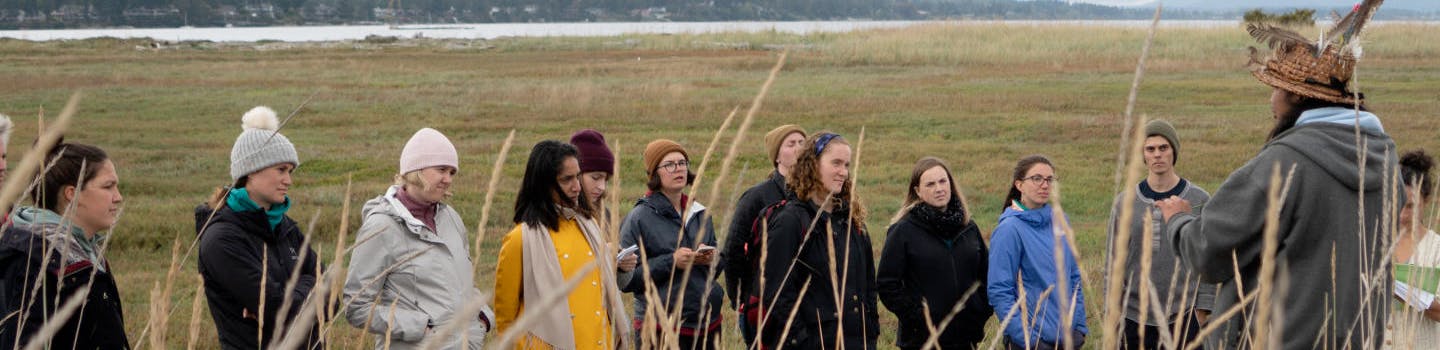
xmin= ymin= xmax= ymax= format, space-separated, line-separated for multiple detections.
xmin=196 ymin=204 xmax=323 ymax=350
xmin=720 ymin=171 xmax=789 ymax=309
xmin=619 ymin=192 xmax=725 ymax=333
xmin=0 ymin=226 xmax=130 ymax=349
xmin=878 ymin=200 xmax=992 ymax=349
xmin=759 ymin=199 xmax=879 ymax=350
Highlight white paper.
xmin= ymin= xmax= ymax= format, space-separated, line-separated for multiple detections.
xmin=617 ymin=245 xmax=639 ymax=262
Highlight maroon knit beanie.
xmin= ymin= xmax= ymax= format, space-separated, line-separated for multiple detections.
xmin=570 ymin=129 xmax=615 ymax=175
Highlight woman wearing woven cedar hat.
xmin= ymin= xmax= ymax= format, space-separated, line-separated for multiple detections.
xmin=759 ymin=132 xmax=879 ymax=350
xmin=343 ymin=128 xmax=494 ymax=349
xmin=493 ymin=140 xmax=630 ymax=349
xmin=197 ymin=106 xmax=323 ymax=349
xmin=619 ymin=139 xmax=725 ymax=349
xmin=719 ymin=124 xmax=805 ymax=345
xmin=1156 ymin=1 xmax=1399 ymax=348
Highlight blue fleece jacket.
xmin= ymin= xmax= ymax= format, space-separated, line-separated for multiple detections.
xmin=987 ymin=205 xmax=1088 ymax=346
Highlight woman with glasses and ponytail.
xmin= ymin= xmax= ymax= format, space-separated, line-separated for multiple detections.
xmin=987 ymin=155 xmax=1087 ymax=350
xmin=758 ymin=132 xmax=879 ymax=350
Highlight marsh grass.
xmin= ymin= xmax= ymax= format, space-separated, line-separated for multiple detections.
xmin=1 ymin=23 xmax=1439 ymax=349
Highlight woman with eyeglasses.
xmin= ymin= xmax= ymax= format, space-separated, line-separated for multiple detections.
xmin=618 ymin=139 xmax=724 ymax=349
xmin=758 ymin=132 xmax=879 ymax=350
xmin=987 ymin=155 xmax=1088 ymax=350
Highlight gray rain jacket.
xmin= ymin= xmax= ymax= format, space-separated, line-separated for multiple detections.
xmin=344 ymin=186 xmax=492 ymax=349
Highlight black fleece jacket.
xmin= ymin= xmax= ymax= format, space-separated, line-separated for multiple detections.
xmin=759 ymin=199 xmax=879 ymax=350
xmin=196 ymin=204 xmax=323 ymax=350
xmin=0 ymin=226 xmax=130 ymax=349
xmin=878 ymin=206 xmax=992 ymax=349
xmin=720 ymin=171 xmax=789 ymax=309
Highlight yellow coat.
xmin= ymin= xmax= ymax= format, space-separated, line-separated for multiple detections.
xmin=494 ymin=219 xmax=616 ymax=349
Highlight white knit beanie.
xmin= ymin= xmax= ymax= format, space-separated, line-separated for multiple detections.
xmin=230 ymin=106 xmax=300 ymax=180
xmin=400 ymin=127 xmax=459 ymax=174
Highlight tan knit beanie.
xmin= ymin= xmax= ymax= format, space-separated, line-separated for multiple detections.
xmin=642 ymin=139 xmax=688 ymax=177
xmin=763 ymin=124 xmax=806 ymax=167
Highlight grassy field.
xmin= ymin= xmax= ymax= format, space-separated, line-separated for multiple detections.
xmin=1 ymin=22 xmax=1438 ymax=349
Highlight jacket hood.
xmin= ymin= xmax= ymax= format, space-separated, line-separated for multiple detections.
xmin=361 ymin=185 xmax=442 ymax=235
xmin=1269 ymin=122 xmax=1395 ymax=192
xmin=997 ymin=204 xmax=1052 ymax=229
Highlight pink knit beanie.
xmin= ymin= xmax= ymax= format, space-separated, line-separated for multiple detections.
xmin=400 ymin=128 xmax=459 ymax=174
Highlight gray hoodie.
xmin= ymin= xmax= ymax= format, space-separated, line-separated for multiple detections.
xmin=343 ymin=186 xmax=492 ymax=349
xmin=1106 ymin=181 xmax=1215 ymax=326
xmin=1165 ymin=119 xmax=1399 ymax=350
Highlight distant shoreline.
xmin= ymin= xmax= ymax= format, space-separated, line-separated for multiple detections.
xmin=3 ymin=20 xmax=1433 ymax=44
xmin=0 ymin=20 xmax=1221 ymax=43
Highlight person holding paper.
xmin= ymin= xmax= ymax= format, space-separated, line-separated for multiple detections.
xmin=1388 ymin=149 xmax=1440 ymax=349
xmin=619 ymin=139 xmax=724 ymax=349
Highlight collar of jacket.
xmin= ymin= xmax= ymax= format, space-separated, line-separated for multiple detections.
xmin=380 ymin=185 xmax=446 ymax=236
xmin=227 ymin=187 xmax=291 ymax=231
xmin=905 ymin=197 xmax=966 ymax=237
xmin=999 ymin=204 xmax=1052 ymax=228
xmin=213 ymin=204 xmax=291 ymax=242
xmin=767 ymin=170 xmax=788 ymax=193
xmin=796 ymin=196 xmax=855 ymax=227
xmin=10 ymin=206 xmax=106 ymax=268
xmin=638 ymin=191 xmax=707 ymax=224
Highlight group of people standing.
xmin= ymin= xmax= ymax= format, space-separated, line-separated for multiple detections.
xmin=1 ymin=4 xmax=1437 ymax=350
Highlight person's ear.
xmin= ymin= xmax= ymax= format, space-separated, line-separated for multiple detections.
xmin=61 ymin=185 xmax=77 ymax=207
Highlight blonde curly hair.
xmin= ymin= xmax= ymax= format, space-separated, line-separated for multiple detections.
xmin=787 ymin=132 xmax=867 ymax=224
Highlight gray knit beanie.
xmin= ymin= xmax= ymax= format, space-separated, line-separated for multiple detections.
xmin=230 ymin=106 xmax=300 ymax=180
xmin=1144 ymin=119 xmax=1179 ymax=166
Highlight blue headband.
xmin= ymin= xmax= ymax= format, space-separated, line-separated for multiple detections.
xmin=814 ymin=133 xmax=839 ymax=155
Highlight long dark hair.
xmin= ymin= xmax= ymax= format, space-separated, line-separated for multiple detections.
xmin=1002 ymin=155 xmax=1053 ymax=210
xmin=1268 ymin=93 xmax=1369 ymax=140
xmin=1401 ymin=149 xmax=1435 ymax=201
xmin=36 ymin=142 xmax=109 ymax=213
xmin=514 ymin=140 xmax=590 ymax=231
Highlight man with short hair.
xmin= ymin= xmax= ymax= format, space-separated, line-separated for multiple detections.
xmin=1105 ymin=119 xmax=1213 ymax=350
xmin=719 ymin=124 xmax=805 ymax=345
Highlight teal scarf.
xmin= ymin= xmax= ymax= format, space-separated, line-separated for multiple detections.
xmin=227 ymin=187 xmax=290 ymax=230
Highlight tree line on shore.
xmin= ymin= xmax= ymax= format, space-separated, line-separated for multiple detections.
xmin=0 ymin=0 xmax=1214 ymax=29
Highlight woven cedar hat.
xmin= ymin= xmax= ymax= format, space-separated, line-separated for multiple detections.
xmin=1247 ymin=0 xmax=1383 ymax=105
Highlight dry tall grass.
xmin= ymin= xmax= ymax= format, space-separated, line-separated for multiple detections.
xmin=1 ymin=22 xmax=1438 ymax=349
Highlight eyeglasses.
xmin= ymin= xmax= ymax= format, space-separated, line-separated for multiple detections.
xmin=659 ymin=160 xmax=690 ymax=173
xmin=1024 ymin=175 xmax=1058 ymax=185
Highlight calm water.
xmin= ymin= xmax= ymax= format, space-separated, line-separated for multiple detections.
xmin=0 ymin=20 xmax=1254 ymax=42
